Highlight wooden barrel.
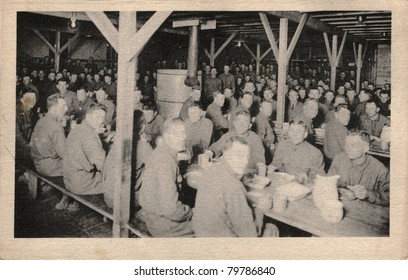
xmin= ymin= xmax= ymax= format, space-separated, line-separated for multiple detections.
xmin=156 ymin=69 xmax=202 ymax=119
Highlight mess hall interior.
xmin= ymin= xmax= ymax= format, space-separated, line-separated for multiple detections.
xmin=15 ymin=11 xmax=391 ymax=238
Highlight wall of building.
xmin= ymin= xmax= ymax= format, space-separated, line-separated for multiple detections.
xmin=17 ymin=29 xmax=50 ymax=60
xmin=375 ymin=44 xmax=391 ymax=87
xmin=68 ymin=36 xmax=107 ymax=61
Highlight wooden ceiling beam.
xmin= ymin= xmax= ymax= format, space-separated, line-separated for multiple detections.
xmin=266 ymin=11 xmax=364 ymax=44
xmin=328 ymin=19 xmax=391 ymax=25
xmin=320 ymin=16 xmax=391 ymax=22
xmin=311 ymin=11 xmax=389 ymax=18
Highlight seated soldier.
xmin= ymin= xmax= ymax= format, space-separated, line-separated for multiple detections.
xmin=360 ymin=99 xmax=390 ymax=139
xmin=328 ymin=132 xmax=389 ymax=207
xmin=229 ymin=92 xmax=254 ymax=128
xmin=286 ymin=89 xmax=303 ymax=122
xmin=223 ymin=87 xmax=238 ymax=115
xmin=354 ymin=89 xmax=373 ymax=119
xmin=63 ymin=105 xmax=108 ymax=195
xmin=205 ymin=110 xmax=265 ymax=172
xmin=262 ymin=87 xmax=278 ymax=120
xmin=72 ymin=86 xmax=95 ymax=124
xmin=133 ymin=90 xmax=143 ymax=112
xmin=139 ymin=118 xmax=194 ymax=237
xmin=205 ymin=90 xmax=228 ymax=142
xmin=103 ymin=112 xmax=153 ymax=210
xmin=55 ymin=78 xmax=76 ymax=116
xmin=185 ymin=102 xmax=213 ymax=162
xmin=192 ymin=136 xmax=258 ymax=237
xmin=253 ymin=100 xmax=275 ymax=164
xmin=95 ymin=87 xmax=115 ymax=131
xmin=16 ymin=89 xmax=37 ymax=163
xmin=270 ymin=120 xmax=325 ymax=177
xmin=324 ymin=95 xmax=347 ymax=124
xmin=30 ymin=94 xmax=67 ymax=177
xmin=323 ymin=104 xmax=350 ymax=161
xmin=30 ymin=94 xmax=73 ymax=209
xmin=142 ymin=101 xmax=164 ymax=148
xmin=378 ymin=90 xmax=390 ymax=117
xmin=346 ymin=88 xmax=360 ymax=113
xmin=308 ymin=88 xmax=329 ymax=128
xmin=179 ymin=84 xmax=201 ymax=121
xmin=295 ymin=98 xmax=319 ymax=137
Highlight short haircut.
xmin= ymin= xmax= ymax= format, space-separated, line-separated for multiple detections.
xmin=163 ymin=118 xmax=184 ymax=135
xmin=77 ymin=85 xmax=87 ymax=92
xmin=288 ymin=89 xmax=299 ymax=96
xmin=87 ymin=103 xmax=107 ymax=116
xmin=95 ymin=87 xmax=107 ymax=94
xmin=335 ymin=104 xmax=349 ymax=112
xmin=235 ymin=109 xmax=251 ymax=120
xmin=222 ymin=136 xmax=248 ymax=153
xmin=366 ymin=99 xmax=381 ymax=109
xmin=188 ymin=101 xmax=203 ymax=110
xmin=380 ymin=90 xmax=390 ymax=97
xmin=289 ymin=119 xmax=307 ymax=129
xmin=46 ymin=94 xmax=61 ymax=110
xmin=361 ymin=89 xmax=373 ymax=100
xmin=56 ymin=77 xmax=69 ymax=84
xmin=304 ymin=98 xmax=319 ymax=107
xmin=142 ymin=101 xmax=157 ymax=111
xmin=21 ymin=88 xmax=37 ymax=97
xmin=347 ymin=130 xmax=371 ymax=145
xmin=212 ymin=90 xmax=222 ymax=98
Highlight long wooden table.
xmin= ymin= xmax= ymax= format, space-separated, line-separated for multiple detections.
xmin=263 ymin=188 xmax=389 ymax=237
xmin=274 ymin=128 xmax=390 ymax=159
xmin=313 ymin=136 xmax=390 ymax=159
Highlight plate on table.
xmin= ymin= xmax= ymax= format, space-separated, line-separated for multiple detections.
xmin=338 ymin=188 xmax=356 ymax=201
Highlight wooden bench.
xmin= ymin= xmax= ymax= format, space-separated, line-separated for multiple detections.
xmin=19 ymin=165 xmax=151 ymax=238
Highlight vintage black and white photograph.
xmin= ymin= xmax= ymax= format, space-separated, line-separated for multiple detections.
xmin=12 ymin=9 xmax=393 ymax=240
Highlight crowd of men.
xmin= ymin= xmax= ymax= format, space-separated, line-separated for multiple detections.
xmin=16 ymin=55 xmax=390 ymax=237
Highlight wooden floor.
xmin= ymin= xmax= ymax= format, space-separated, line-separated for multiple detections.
xmin=14 ymin=179 xmax=113 ymax=238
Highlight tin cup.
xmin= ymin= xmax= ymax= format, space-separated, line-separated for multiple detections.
xmin=256 ymin=162 xmax=267 ymax=177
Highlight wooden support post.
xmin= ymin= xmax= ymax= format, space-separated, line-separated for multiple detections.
xmin=256 ymin=44 xmax=261 ymax=75
xmin=58 ymin=33 xmax=80 ymax=55
xmin=277 ymin=18 xmax=288 ymax=126
xmin=260 ymin=47 xmax=272 ymax=61
xmin=112 ymin=11 xmax=137 ymax=238
xmin=205 ymin=33 xmax=237 ymax=67
xmin=85 ymin=12 xmax=119 ymax=51
xmin=335 ymin=31 xmax=348 ymax=67
xmin=55 ymin=31 xmax=61 ymax=72
xmin=243 ymin=43 xmax=256 ymax=60
xmin=323 ymin=33 xmax=332 ymax=65
xmin=210 ymin=37 xmax=215 ymax=67
xmin=127 ymin=12 xmax=172 ymax=61
xmin=286 ymin=13 xmax=308 ymax=63
xmin=259 ymin=12 xmax=279 ymax=60
xmin=356 ymin=43 xmax=363 ymax=94
xmin=330 ymin=35 xmax=338 ymax=91
xmin=33 ymin=29 xmax=57 ymax=55
xmin=213 ymin=32 xmax=238 ymax=60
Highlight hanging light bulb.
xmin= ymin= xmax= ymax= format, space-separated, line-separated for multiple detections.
xmin=69 ymin=12 xmax=77 ymax=29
